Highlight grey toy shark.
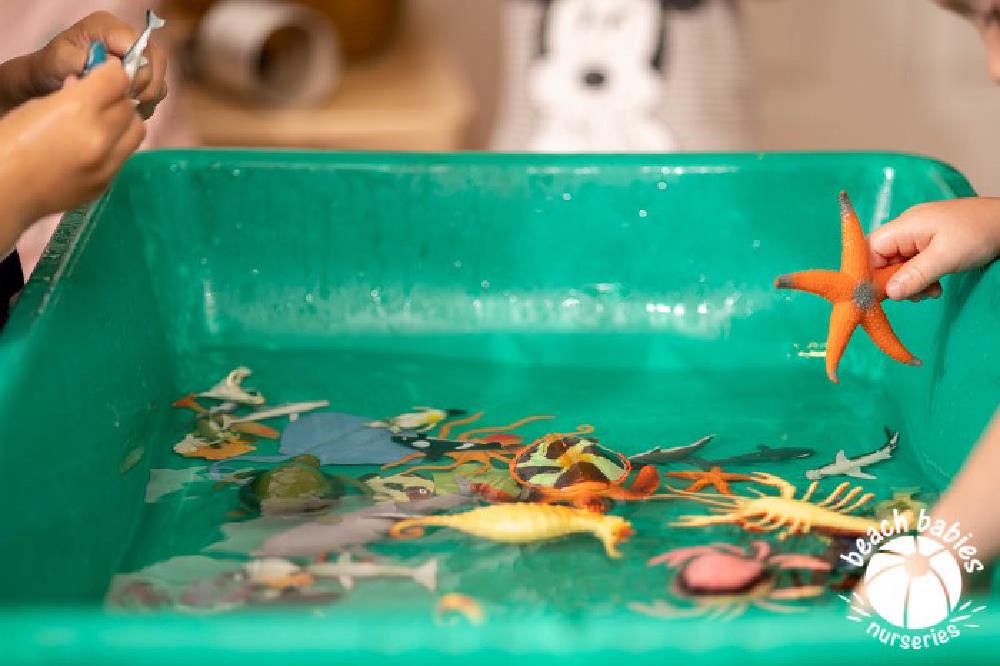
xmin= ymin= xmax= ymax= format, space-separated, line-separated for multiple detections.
xmin=806 ymin=428 xmax=900 ymax=481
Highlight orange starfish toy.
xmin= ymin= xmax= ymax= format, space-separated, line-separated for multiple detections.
xmin=666 ymin=466 xmax=753 ymax=495
xmin=775 ymin=191 xmax=921 ymax=383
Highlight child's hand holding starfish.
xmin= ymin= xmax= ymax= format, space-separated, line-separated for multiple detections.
xmin=869 ymin=197 xmax=1000 ymax=301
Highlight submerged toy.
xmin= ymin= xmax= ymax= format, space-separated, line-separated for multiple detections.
xmin=255 ymin=494 xmax=472 ymax=558
xmin=123 ymin=10 xmax=166 ymax=81
xmin=389 ymin=503 xmax=635 ymax=558
xmin=280 ymin=411 xmax=413 ymax=465
xmin=436 ymin=593 xmax=485 ymax=626
xmin=244 ymin=558 xmax=315 ymax=591
xmin=198 ymin=367 xmax=265 ymax=405
xmin=473 ymin=466 xmax=659 ymax=513
xmin=873 ymin=487 xmax=929 ymax=523
xmin=472 ymin=429 xmax=659 ymax=512
xmin=630 ymin=541 xmax=830 ymax=620
xmin=664 ymin=472 xmax=881 ymax=540
xmin=308 ymin=553 xmax=438 ymax=591
xmin=510 ymin=428 xmax=626 ymax=488
xmin=360 ymin=471 xmax=435 ymax=502
xmin=666 ymin=466 xmax=754 ymax=495
xmin=775 ymin=191 xmax=920 ymax=383
xmin=629 ymin=435 xmax=714 ymax=466
xmin=686 ymin=444 xmax=815 ymax=469
xmin=239 ymin=455 xmax=344 ymax=515
xmin=383 ymin=414 xmax=554 ymax=474
xmin=367 ymin=407 xmax=466 ymax=433
xmin=805 ymin=428 xmax=899 ymax=481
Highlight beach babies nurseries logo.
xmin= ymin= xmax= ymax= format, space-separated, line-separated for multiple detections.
xmin=839 ymin=508 xmax=987 ymax=650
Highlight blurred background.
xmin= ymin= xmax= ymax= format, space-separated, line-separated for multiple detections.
xmin=3 ymin=0 xmax=999 ymax=271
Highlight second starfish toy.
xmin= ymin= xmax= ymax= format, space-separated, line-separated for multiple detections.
xmin=775 ymin=191 xmax=920 ymax=383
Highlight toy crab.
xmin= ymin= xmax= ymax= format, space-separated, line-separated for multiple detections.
xmin=629 ymin=541 xmax=830 ymax=620
xmin=473 ymin=429 xmax=659 ymax=512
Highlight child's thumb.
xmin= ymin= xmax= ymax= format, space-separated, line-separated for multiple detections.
xmin=885 ymin=246 xmax=948 ymax=300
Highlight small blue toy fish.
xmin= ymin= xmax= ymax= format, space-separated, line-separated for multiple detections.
xmin=82 ymin=42 xmax=107 ymax=76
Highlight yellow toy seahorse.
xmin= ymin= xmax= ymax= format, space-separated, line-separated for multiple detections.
xmin=389 ymin=504 xmax=634 ymax=558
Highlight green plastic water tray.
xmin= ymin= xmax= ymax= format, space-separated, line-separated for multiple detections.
xmin=0 ymin=151 xmax=997 ymax=664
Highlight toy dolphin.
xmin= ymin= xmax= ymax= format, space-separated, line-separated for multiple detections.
xmin=123 ymin=10 xmax=166 ymax=81
xmin=805 ymin=428 xmax=899 ymax=481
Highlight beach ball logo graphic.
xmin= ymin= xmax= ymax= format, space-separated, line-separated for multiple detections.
xmin=864 ymin=535 xmax=962 ymax=629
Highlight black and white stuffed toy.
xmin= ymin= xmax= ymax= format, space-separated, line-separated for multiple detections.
xmin=492 ymin=0 xmax=752 ymax=152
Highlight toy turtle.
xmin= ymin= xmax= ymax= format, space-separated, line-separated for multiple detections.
xmin=239 ymin=455 xmax=345 ymax=515
xmin=474 ymin=430 xmax=659 ymax=512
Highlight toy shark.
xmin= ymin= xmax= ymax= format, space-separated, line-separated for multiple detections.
xmin=687 ymin=444 xmax=815 ymax=469
xmin=123 ymin=10 xmax=166 ymax=81
xmin=308 ymin=553 xmax=438 ymax=591
xmin=629 ymin=435 xmax=714 ymax=466
xmin=805 ymin=428 xmax=900 ymax=481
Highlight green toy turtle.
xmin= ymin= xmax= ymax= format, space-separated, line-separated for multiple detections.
xmin=239 ymin=455 xmax=345 ymax=515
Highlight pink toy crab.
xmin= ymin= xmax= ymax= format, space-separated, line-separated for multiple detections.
xmin=630 ymin=541 xmax=831 ymax=620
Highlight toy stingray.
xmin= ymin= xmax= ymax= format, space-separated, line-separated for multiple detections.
xmin=775 ymin=191 xmax=920 ymax=383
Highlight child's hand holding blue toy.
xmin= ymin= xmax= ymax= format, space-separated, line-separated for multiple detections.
xmin=0 ymin=10 xmax=168 ymax=119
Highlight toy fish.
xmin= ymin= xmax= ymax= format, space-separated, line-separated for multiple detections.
xmin=630 ymin=435 xmax=714 ymax=466
xmin=360 ymin=471 xmax=435 ymax=502
xmin=308 ymin=553 xmax=438 ymax=591
xmin=367 ymin=407 xmax=466 ymax=434
xmin=687 ymin=444 xmax=815 ymax=470
xmin=389 ymin=503 xmax=635 ymax=558
xmin=805 ymin=428 xmax=899 ymax=481
xmin=82 ymin=42 xmax=107 ymax=75
xmin=123 ymin=9 xmax=166 ymax=81
xmin=198 ymin=367 xmax=265 ymax=405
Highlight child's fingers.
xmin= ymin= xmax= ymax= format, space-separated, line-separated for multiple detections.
xmin=885 ymin=240 xmax=951 ymax=300
xmin=869 ymin=207 xmax=937 ymax=265
xmin=75 ymin=61 xmax=130 ymax=107
xmin=907 ymin=282 xmax=943 ymax=302
xmin=134 ymin=43 xmax=168 ymax=118
xmin=74 ymin=11 xmax=139 ymax=57
xmin=102 ymin=99 xmax=140 ymax=142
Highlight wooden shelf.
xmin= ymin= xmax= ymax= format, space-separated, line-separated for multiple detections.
xmin=182 ymin=31 xmax=474 ymax=150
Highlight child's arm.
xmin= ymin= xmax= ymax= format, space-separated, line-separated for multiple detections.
xmin=0 ymin=62 xmax=144 ymax=258
xmin=0 ymin=11 xmax=167 ymax=119
xmin=932 ymin=409 xmax=1000 ymax=564
xmin=868 ymin=197 xmax=1000 ymax=300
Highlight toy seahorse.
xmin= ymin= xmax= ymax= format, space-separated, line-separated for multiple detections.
xmin=389 ymin=504 xmax=634 ymax=558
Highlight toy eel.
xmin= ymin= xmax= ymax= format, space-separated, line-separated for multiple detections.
xmin=389 ymin=504 xmax=634 ymax=558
